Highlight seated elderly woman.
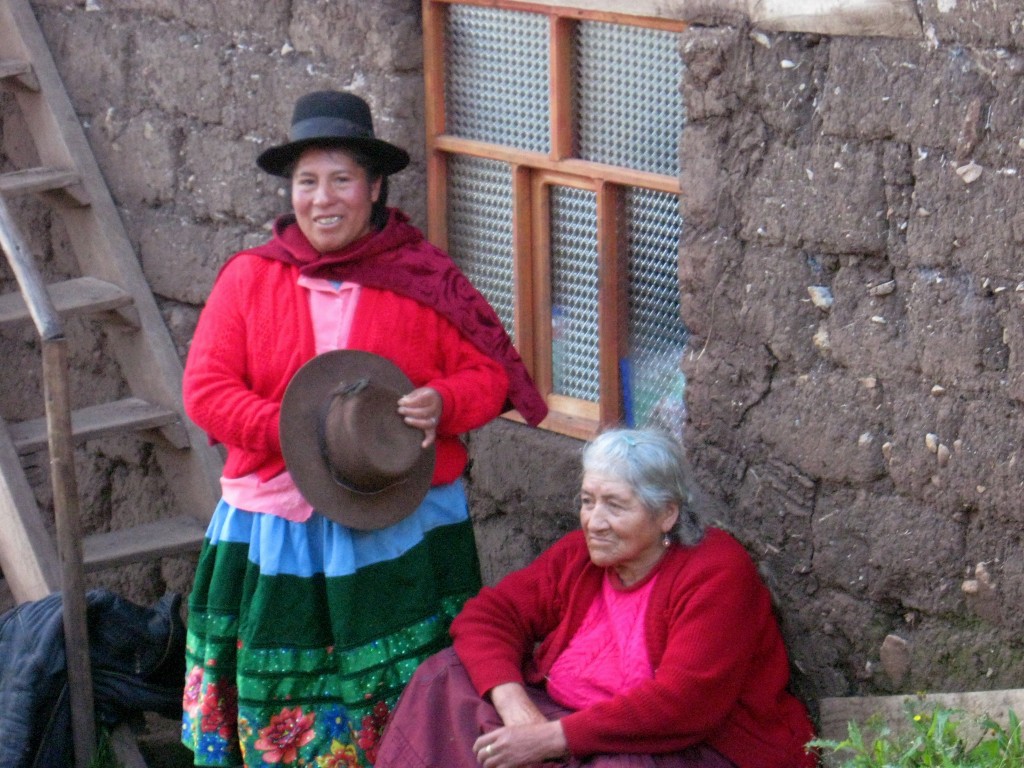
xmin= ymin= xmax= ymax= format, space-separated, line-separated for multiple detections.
xmin=374 ymin=427 xmax=815 ymax=768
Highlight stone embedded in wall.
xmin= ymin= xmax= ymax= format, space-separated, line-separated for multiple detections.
xmin=964 ymin=528 xmax=1024 ymax=637
xmin=880 ymin=633 xmax=911 ymax=686
xmin=961 ymin=561 xmax=1001 ymax=625
xmin=745 ymin=34 xmax=828 ymax=137
xmin=882 ymin=392 xmax=1024 ymax=521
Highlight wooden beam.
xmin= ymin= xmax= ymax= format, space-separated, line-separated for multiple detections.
xmin=0 ymin=58 xmax=39 ymax=90
xmin=431 ymin=0 xmax=689 ymax=28
xmin=434 ymin=135 xmax=680 ymax=193
xmin=752 ymin=0 xmax=922 ymax=38
xmin=429 ymin=0 xmax=922 ymax=39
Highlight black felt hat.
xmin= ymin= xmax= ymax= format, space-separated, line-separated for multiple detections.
xmin=279 ymin=350 xmax=435 ymax=530
xmin=257 ymin=90 xmax=410 ymax=178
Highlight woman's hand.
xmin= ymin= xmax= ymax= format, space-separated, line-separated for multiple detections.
xmin=472 ymin=683 xmax=567 ymax=768
xmin=397 ymin=387 xmax=442 ymax=448
xmin=472 ymin=720 xmax=568 ymax=768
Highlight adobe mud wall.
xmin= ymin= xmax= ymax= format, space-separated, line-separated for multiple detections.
xmin=675 ymin=11 xmax=1024 ymax=707
xmin=1 ymin=0 xmax=1022 ymax=713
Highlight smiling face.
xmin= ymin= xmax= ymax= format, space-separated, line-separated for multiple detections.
xmin=291 ymin=146 xmax=382 ymax=254
xmin=579 ymin=470 xmax=679 ymax=587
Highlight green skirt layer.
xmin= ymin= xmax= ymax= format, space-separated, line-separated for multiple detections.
xmin=182 ymin=501 xmax=481 ymax=767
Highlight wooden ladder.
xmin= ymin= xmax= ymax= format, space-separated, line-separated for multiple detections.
xmin=0 ymin=0 xmax=223 ymax=601
xmin=0 ymin=6 xmax=223 ymax=765
xmin=1 ymin=0 xmax=224 ymax=763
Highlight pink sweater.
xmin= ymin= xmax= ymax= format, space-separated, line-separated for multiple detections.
xmin=182 ymin=252 xmax=509 ymax=485
xmin=451 ymin=528 xmax=816 ymax=768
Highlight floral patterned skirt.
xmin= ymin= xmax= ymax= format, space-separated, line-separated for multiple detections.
xmin=181 ymin=481 xmax=482 ymax=767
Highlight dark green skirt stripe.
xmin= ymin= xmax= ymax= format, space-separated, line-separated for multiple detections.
xmin=183 ymin=508 xmax=481 ymax=767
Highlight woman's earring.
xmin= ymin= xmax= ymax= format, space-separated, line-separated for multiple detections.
xmin=662 ymin=534 xmax=671 ymax=548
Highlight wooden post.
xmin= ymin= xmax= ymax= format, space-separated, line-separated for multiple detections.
xmin=0 ymin=195 xmax=95 ymax=768
xmin=44 ymin=338 xmax=96 ymax=768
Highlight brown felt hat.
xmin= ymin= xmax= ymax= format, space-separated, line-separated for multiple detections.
xmin=280 ymin=350 xmax=435 ymax=530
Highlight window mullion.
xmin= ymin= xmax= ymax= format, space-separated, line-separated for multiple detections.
xmin=529 ymin=172 xmax=554 ymax=396
xmin=511 ymin=164 xmax=536 ymax=378
xmin=596 ymin=181 xmax=625 ymax=428
xmin=549 ymin=15 xmax=574 ymax=162
xmin=424 ymin=0 xmax=448 ymax=248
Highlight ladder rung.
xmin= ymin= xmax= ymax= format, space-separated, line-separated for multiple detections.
xmin=0 ymin=276 xmax=137 ymax=329
xmin=8 ymin=397 xmax=182 ymax=455
xmin=0 ymin=58 xmax=39 ymax=90
xmin=0 ymin=166 xmax=89 ymax=206
xmin=83 ymin=515 xmax=207 ymax=572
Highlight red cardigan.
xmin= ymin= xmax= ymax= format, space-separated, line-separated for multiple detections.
xmin=182 ymin=252 xmax=509 ymax=485
xmin=451 ymin=528 xmax=816 ymax=768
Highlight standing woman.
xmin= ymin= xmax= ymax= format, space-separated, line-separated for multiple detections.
xmin=180 ymin=90 xmax=546 ymax=767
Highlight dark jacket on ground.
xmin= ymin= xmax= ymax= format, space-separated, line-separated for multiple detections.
xmin=0 ymin=589 xmax=186 ymax=768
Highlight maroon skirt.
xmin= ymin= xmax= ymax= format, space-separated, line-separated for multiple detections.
xmin=375 ymin=648 xmax=737 ymax=768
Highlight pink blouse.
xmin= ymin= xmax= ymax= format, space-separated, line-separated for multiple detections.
xmin=218 ymin=277 xmax=359 ymax=521
xmin=545 ymin=571 xmax=658 ymax=710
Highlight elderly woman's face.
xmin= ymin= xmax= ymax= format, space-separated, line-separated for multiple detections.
xmin=579 ymin=470 xmax=679 ymax=586
xmin=291 ymin=147 xmax=381 ymax=253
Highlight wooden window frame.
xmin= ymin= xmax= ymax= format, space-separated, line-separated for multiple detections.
xmin=423 ymin=0 xmax=685 ymax=440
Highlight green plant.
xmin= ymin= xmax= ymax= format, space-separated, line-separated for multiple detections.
xmin=809 ymin=705 xmax=1024 ymax=767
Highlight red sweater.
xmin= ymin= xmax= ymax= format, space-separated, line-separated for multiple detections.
xmin=182 ymin=252 xmax=509 ymax=485
xmin=451 ymin=528 xmax=816 ymax=768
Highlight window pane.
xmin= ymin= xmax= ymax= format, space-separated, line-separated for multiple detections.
xmin=445 ymin=5 xmax=550 ymax=152
xmin=575 ymin=21 xmax=684 ymax=175
xmin=626 ymin=188 xmax=687 ymax=434
xmin=550 ymin=186 xmax=600 ymax=401
xmin=447 ymin=156 xmax=516 ymax=338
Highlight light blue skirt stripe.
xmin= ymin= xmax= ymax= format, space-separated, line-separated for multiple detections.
xmin=203 ymin=480 xmax=468 ymax=578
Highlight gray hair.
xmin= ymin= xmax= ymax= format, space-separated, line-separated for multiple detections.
xmin=581 ymin=427 xmax=705 ymax=546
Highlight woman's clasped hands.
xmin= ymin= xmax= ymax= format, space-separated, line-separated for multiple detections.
xmin=473 ymin=682 xmax=569 ymax=768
